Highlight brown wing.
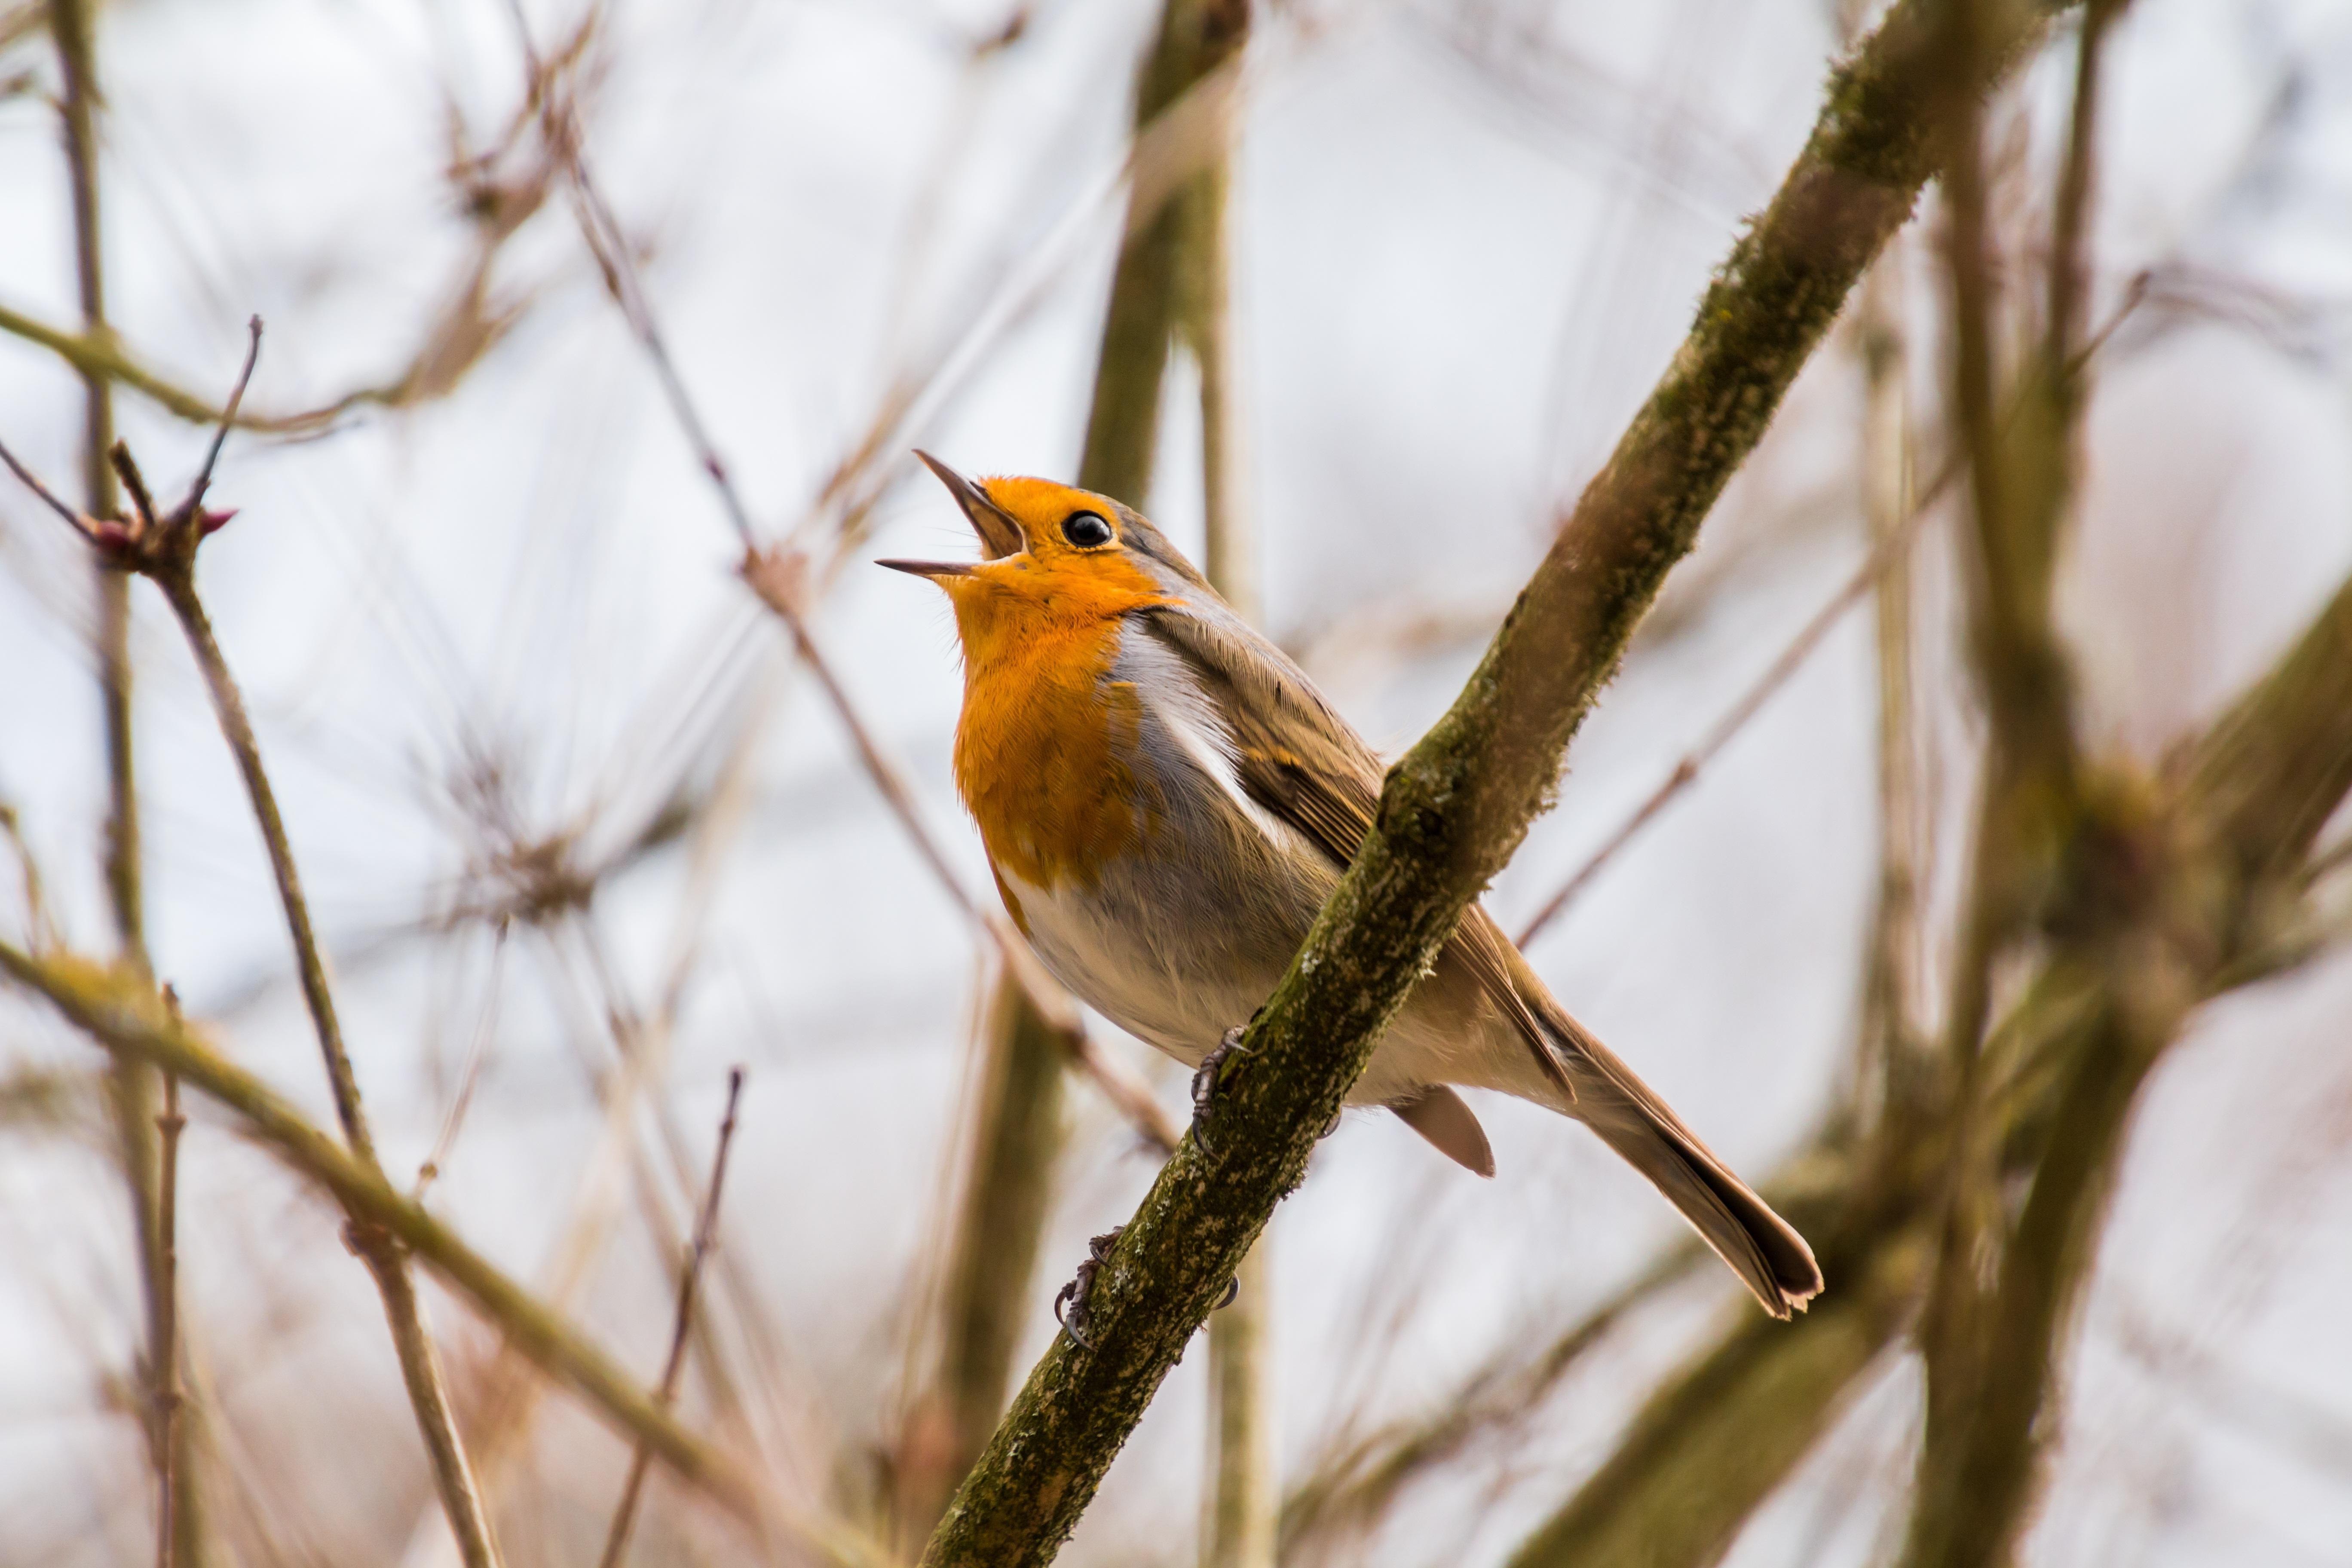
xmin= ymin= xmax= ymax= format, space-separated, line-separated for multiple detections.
xmin=1136 ymin=604 xmax=1579 ymax=1106
xmin=1137 ymin=604 xmax=1822 ymax=1312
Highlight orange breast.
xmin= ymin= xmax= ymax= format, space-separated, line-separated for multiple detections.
xmin=946 ymin=556 xmax=1167 ymax=891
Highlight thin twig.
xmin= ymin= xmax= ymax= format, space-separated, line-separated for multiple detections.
xmin=0 ymin=802 xmax=58 ymax=949
xmin=0 ymin=939 xmax=900 ymax=1565
xmin=1069 ymin=1029 xmax=1182 ymax=1154
xmin=415 ymin=928 xmax=507 ymax=1200
xmin=563 ymin=151 xmax=752 ymax=547
xmin=1853 ymin=242 xmax=1929 ymax=1121
xmin=1516 ymin=446 xmax=1960 ymax=947
xmin=1511 ymin=258 xmax=2159 ymax=951
xmin=0 ymin=437 xmax=96 ymax=537
xmin=185 ymin=317 xmax=262 ymax=519
xmin=0 ymin=331 xmax=509 ymax=1566
xmin=154 ymin=585 xmax=506 ymax=1566
xmin=597 ymin=1066 xmax=747 ymax=1568
xmin=513 ymin=1 xmax=1179 ymax=1152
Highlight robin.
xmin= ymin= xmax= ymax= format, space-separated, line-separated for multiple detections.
xmin=882 ymin=454 xmax=1822 ymax=1318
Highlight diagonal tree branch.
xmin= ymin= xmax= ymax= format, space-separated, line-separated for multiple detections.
xmin=595 ymin=1066 xmax=746 ymax=1568
xmin=920 ymin=3 xmax=2066 ymax=1561
xmin=0 ymin=939 xmax=892 ymax=1566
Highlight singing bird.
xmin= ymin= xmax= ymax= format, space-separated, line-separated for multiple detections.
xmin=882 ymin=454 xmax=1822 ymax=1318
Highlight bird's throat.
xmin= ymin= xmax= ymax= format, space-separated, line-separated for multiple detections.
xmin=949 ymin=579 xmax=1162 ymax=893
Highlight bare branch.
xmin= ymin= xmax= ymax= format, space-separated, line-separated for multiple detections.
xmin=597 ymin=1066 xmax=747 ymax=1568
xmin=184 ymin=317 xmax=262 ymax=520
xmin=1516 ymin=443 xmax=1957 ymax=947
xmin=145 ymin=537 xmax=506 ymax=1567
xmin=0 ymin=940 xmax=890 ymax=1565
xmin=0 ymin=435 xmax=99 ymax=539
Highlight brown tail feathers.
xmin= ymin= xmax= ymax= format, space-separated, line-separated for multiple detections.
xmin=1546 ymin=1014 xmax=1822 ymax=1318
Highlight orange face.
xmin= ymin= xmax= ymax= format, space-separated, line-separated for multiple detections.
xmin=882 ymin=459 xmax=1175 ymax=892
xmin=931 ymin=478 xmax=1168 ymax=654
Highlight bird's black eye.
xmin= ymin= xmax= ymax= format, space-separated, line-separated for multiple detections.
xmin=1061 ymin=511 xmax=1114 ymax=549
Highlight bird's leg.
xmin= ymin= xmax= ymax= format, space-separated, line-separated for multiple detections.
xmin=1053 ymin=1227 xmax=1123 ymax=1350
xmin=1190 ymin=1023 xmax=1254 ymax=1151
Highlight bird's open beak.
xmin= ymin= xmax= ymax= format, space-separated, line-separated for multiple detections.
xmin=914 ymin=450 xmax=1026 ymax=560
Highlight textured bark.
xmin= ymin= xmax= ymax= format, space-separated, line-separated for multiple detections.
xmin=920 ymin=3 xmax=2060 ymax=1561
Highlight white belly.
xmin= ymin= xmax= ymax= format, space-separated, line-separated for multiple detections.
xmin=1001 ymin=863 xmax=1272 ymax=1067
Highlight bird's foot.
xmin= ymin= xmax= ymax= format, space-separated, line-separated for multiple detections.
xmin=1190 ymin=1025 xmax=1253 ymax=1152
xmin=1054 ymin=1228 xmax=1123 ymax=1350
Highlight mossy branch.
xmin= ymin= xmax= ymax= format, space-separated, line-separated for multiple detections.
xmin=919 ymin=3 xmax=2060 ymax=1562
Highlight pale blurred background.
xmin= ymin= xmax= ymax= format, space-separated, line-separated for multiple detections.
xmin=3 ymin=0 xmax=2350 ymax=1562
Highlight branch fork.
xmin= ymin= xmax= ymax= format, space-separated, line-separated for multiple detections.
xmin=0 ymin=315 xmax=258 ymax=577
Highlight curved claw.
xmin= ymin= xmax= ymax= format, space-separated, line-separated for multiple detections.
xmin=1190 ymin=1025 xmax=1253 ymax=1152
xmin=1053 ymin=1280 xmax=1093 ymax=1351
xmin=1053 ymin=1227 xmax=1125 ymax=1351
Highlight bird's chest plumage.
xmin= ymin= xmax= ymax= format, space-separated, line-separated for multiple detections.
xmin=951 ymin=612 xmax=1158 ymax=894
xmin=949 ymin=612 xmax=1322 ymax=1058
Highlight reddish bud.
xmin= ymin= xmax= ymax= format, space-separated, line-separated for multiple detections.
xmin=198 ymin=507 xmax=238 ymax=535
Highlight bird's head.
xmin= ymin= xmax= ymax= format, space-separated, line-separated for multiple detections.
xmin=879 ymin=453 xmax=1213 ymax=644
